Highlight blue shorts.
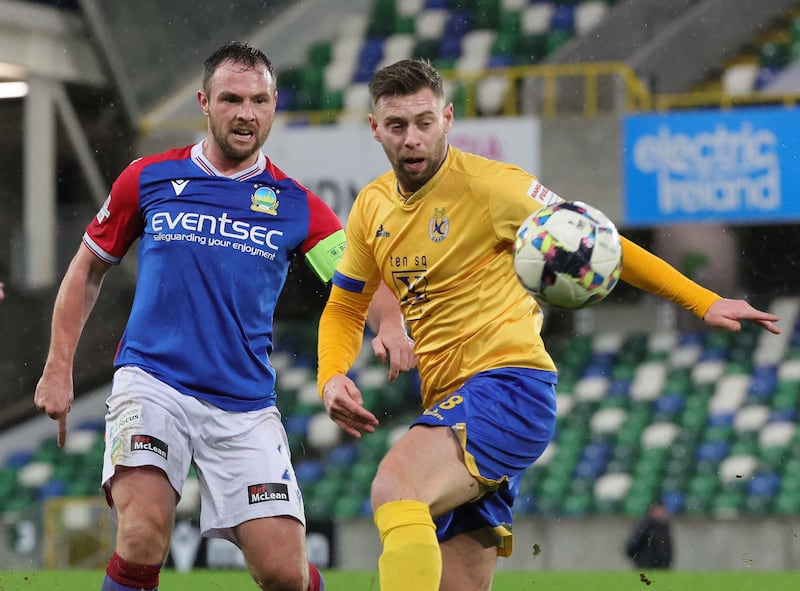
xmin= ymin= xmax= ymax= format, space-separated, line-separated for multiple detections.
xmin=413 ymin=367 xmax=557 ymax=557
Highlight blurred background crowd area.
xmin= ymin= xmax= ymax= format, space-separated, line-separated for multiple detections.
xmin=1 ymin=0 xmax=800 ymax=571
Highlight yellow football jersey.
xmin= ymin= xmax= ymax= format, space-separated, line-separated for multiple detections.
xmin=333 ymin=146 xmax=559 ymax=407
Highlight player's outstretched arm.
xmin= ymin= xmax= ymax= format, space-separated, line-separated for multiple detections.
xmin=34 ymin=244 xmax=112 ymax=447
xmin=703 ymin=298 xmax=780 ymax=334
xmin=618 ymin=236 xmax=781 ymax=333
xmin=321 ymin=374 xmax=379 ymax=438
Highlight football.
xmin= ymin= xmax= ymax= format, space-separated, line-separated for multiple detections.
xmin=513 ymin=201 xmax=622 ymax=309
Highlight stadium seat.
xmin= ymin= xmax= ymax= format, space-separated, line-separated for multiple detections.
xmin=778 ymin=360 xmax=800 ymax=382
xmin=17 ymin=461 xmax=53 ymax=490
xmin=722 ymin=63 xmax=759 ymax=95
xmin=343 ymin=83 xmax=372 ymax=117
xmin=379 ymin=33 xmax=416 ymax=68
xmin=747 ymin=472 xmax=781 ymax=498
xmin=640 ymin=422 xmax=679 ymax=449
xmin=574 ymin=0 xmax=608 ymax=36
xmin=536 ymin=442 xmax=557 ymax=468
xmin=561 ymin=491 xmax=593 ymax=516
xmin=176 ymin=476 xmax=201 ymax=517
xmin=416 ymin=9 xmax=449 ymax=39
xmin=306 ymin=412 xmax=341 ymax=450
xmin=550 ymin=4 xmax=575 ymax=32
xmin=353 ymin=38 xmax=385 ymax=83
xmin=668 ymin=342 xmax=702 ymax=369
xmin=574 ymin=376 xmax=609 ymax=402
xmin=555 ymin=393 xmax=575 ymax=419
xmin=521 ymin=3 xmax=555 ymax=36
xmin=398 ymin=0 xmax=425 ymax=15
xmin=652 ymin=393 xmax=685 ymax=419
xmin=719 ymin=454 xmax=758 ymax=485
xmin=692 ymin=359 xmax=727 ymax=386
xmin=629 ymin=361 xmax=667 ymax=402
xmin=734 ymin=405 xmax=770 ymax=434
xmin=455 ymin=30 xmax=496 ymax=74
xmin=368 ymin=0 xmax=397 ymax=37
xmin=472 ymin=0 xmax=502 ymax=30
xmin=709 ymin=374 xmax=750 ymax=414
xmin=712 ymin=489 xmax=744 ymax=517
xmin=661 ymin=491 xmax=685 ymax=515
xmin=748 ymin=365 xmax=779 ymax=399
xmin=594 ymin=472 xmax=632 ymax=504
xmin=759 ymin=421 xmax=795 ymax=448
xmin=589 ymin=407 xmax=626 ymax=438
xmin=476 ymin=74 xmax=511 ymax=115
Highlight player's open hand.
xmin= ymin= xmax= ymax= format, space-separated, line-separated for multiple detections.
xmin=371 ymin=325 xmax=417 ymax=382
xmin=33 ymin=370 xmax=73 ymax=447
xmin=321 ymin=374 xmax=379 ymax=438
xmin=704 ymin=298 xmax=781 ymax=334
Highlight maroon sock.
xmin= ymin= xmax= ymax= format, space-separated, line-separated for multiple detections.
xmin=105 ymin=552 xmax=161 ymax=590
xmin=308 ymin=561 xmax=325 ymax=591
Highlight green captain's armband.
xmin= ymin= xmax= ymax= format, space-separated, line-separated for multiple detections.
xmin=305 ymin=229 xmax=347 ymax=283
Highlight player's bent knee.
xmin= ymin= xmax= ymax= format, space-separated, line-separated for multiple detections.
xmin=371 ymin=471 xmax=406 ymax=511
xmin=247 ymin=559 xmax=307 ymax=591
xmin=115 ymin=517 xmax=172 ymax=564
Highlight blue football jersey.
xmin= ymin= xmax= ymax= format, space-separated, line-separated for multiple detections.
xmin=84 ymin=142 xmax=345 ymax=411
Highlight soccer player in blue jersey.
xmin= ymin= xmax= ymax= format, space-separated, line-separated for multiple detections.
xmin=316 ymin=59 xmax=781 ymax=591
xmin=33 ymin=42 xmax=414 ymax=591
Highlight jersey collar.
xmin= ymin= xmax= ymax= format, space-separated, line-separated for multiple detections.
xmin=191 ymin=141 xmax=267 ymax=181
xmin=398 ymin=145 xmax=452 ymax=205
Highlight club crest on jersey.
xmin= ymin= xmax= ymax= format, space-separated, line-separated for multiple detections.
xmin=250 ymin=186 xmax=280 ymax=215
xmin=429 ymin=208 xmax=449 ymax=243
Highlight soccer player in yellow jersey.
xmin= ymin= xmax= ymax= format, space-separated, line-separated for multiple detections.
xmin=317 ymin=59 xmax=780 ymax=591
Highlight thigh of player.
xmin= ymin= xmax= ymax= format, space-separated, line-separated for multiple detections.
xmin=190 ymin=404 xmax=306 ymax=546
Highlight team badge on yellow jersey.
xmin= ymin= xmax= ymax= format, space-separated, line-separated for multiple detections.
xmin=429 ymin=208 xmax=449 ymax=243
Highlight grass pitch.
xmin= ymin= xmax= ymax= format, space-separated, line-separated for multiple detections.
xmin=1 ymin=569 xmax=799 ymax=590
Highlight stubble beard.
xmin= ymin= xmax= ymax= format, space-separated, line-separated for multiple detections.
xmin=210 ymin=121 xmax=269 ymax=166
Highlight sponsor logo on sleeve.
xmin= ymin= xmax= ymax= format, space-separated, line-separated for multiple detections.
xmin=96 ymin=195 xmax=112 ymax=224
xmin=247 ymin=482 xmax=290 ymax=504
xmin=527 ymin=181 xmax=563 ymax=207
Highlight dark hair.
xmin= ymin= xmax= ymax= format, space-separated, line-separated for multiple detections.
xmin=368 ymin=59 xmax=445 ymax=105
xmin=202 ymin=41 xmax=275 ymax=94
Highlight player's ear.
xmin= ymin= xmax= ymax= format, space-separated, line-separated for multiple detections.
xmin=443 ymin=102 xmax=454 ymax=132
xmin=368 ymin=113 xmax=380 ymax=140
xmin=198 ymin=90 xmax=210 ymax=115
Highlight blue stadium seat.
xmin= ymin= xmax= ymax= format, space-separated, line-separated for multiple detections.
xmin=295 ymin=460 xmax=326 ymax=485
xmin=550 ymin=4 xmax=575 ymax=32
xmin=747 ymin=472 xmax=781 ymax=498
xmin=748 ymin=365 xmax=778 ymax=397
xmin=661 ymin=491 xmax=686 ymax=515
xmin=326 ymin=443 xmax=360 ymax=468
xmin=696 ymin=441 xmax=730 ymax=464
xmin=4 ymin=450 xmax=33 ymax=469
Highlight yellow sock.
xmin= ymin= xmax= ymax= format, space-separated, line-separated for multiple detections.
xmin=374 ymin=500 xmax=441 ymax=591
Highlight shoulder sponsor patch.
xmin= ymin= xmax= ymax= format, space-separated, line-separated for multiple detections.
xmin=527 ymin=181 xmax=563 ymax=207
